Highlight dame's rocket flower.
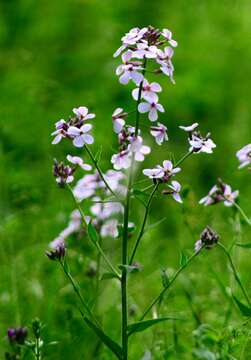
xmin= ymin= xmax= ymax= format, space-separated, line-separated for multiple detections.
xmin=150 ymin=123 xmax=168 ymax=145
xmin=116 ymin=50 xmax=144 ymax=85
xmin=112 ymin=108 xmax=128 ymax=133
xmin=111 ymin=150 xmax=131 ymax=170
xmin=132 ymin=79 xmax=162 ymax=103
xmin=100 ymin=219 xmax=119 ymax=238
xmin=162 ymin=29 xmax=178 ymax=47
xmin=113 ymin=27 xmax=148 ymax=57
xmin=72 ymin=106 xmax=95 ymax=121
xmin=167 ymin=181 xmax=182 ymax=203
xmin=236 ymin=144 xmax=251 ymax=169
xmin=199 ymin=180 xmax=239 ymax=207
xmin=129 ymin=136 xmax=151 ymax=162
xmin=51 ymin=119 xmax=69 ymax=144
xmin=67 ymin=123 xmax=94 ymax=147
xmin=66 ymin=155 xmax=92 ymax=171
xmin=180 ymin=123 xmax=216 ymax=154
xmin=179 ymin=123 xmax=199 ymax=132
xmin=194 ymin=226 xmax=219 ymax=252
xmin=143 ymin=160 xmax=181 ymax=182
xmin=138 ymin=100 xmax=165 ymax=122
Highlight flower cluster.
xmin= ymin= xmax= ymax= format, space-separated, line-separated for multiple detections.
xmin=51 ymin=106 xmax=95 ymax=147
xmin=199 ymin=179 xmax=239 ymax=207
xmin=195 ymin=226 xmax=219 ymax=252
xmin=236 ymin=144 xmax=251 ymax=169
xmin=7 ymin=327 xmax=28 ymax=345
xmin=179 ymin=123 xmax=216 ymax=154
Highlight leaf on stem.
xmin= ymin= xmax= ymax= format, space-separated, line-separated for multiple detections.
xmin=161 ymin=268 xmax=169 ymax=288
xmin=87 ymin=222 xmax=99 ymax=243
xmin=100 ymin=272 xmax=120 ymax=281
xmin=127 ymin=316 xmax=183 ymax=336
xmin=235 ymin=242 xmax=251 ymax=249
xmin=233 ymin=295 xmax=251 ymax=316
xmin=119 ymin=264 xmax=141 ymax=274
xmin=180 ymin=251 xmax=188 ymax=266
xmin=84 ymin=317 xmax=123 ymax=359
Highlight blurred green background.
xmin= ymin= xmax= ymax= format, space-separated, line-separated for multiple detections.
xmin=0 ymin=0 xmax=251 ymax=358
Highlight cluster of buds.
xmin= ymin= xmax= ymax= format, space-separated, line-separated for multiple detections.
xmin=179 ymin=123 xmax=216 ymax=154
xmin=195 ymin=226 xmax=219 ymax=252
xmin=53 ymin=159 xmax=75 ymax=187
xmin=46 ymin=241 xmax=66 ymax=261
xmin=200 ymin=178 xmax=239 ymax=207
xmin=7 ymin=327 xmax=28 ymax=345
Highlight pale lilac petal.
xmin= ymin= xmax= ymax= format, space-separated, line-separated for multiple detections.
xmin=68 ymin=126 xmax=80 ymax=136
xmin=172 ymin=192 xmax=182 ymax=203
xmin=138 ymin=102 xmax=150 ymax=113
xmin=119 ymin=72 xmax=130 ymax=85
xmin=83 ymin=134 xmax=94 ymax=144
xmin=132 ymin=88 xmax=140 ymax=100
xmin=73 ymin=136 xmax=85 ymax=147
xmin=156 ymin=104 xmax=165 ymax=113
xmin=131 ymin=71 xmax=144 ymax=85
xmin=151 ymin=82 xmax=162 ymax=92
xmin=149 ymin=108 xmax=158 ymax=121
xmin=81 ymin=123 xmax=92 ymax=133
xmin=52 ymin=134 xmax=62 ymax=144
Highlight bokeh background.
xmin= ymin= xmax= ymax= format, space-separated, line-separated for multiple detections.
xmin=0 ymin=0 xmax=251 ymax=358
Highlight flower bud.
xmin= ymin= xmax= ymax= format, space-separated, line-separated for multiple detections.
xmin=200 ymin=226 xmax=219 ymax=249
xmin=7 ymin=327 xmax=28 ymax=345
xmin=46 ymin=241 xmax=66 ymax=261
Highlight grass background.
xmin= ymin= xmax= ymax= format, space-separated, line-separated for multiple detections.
xmin=0 ymin=0 xmax=251 ymax=358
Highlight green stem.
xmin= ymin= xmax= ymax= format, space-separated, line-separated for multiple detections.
xmin=218 ymin=242 xmax=251 ymax=306
xmin=129 ymin=183 xmax=159 ymax=265
xmin=174 ymin=150 xmax=193 ymax=167
xmin=59 ymin=259 xmax=100 ymax=326
xmin=140 ymin=247 xmax=202 ymax=320
xmin=135 ymin=58 xmax=147 ymax=137
xmin=233 ymin=202 xmax=251 ymax=226
xmin=85 ymin=145 xmax=120 ymax=200
xmin=67 ymin=185 xmax=120 ymax=278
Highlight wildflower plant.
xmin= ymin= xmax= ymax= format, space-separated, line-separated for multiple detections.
xmin=47 ymin=26 xmax=251 ymax=359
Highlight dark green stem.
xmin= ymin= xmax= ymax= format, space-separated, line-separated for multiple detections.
xmin=135 ymin=58 xmax=147 ymax=137
xmin=232 ymin=202 xmax=251 ymax=226
xmin=218 ymin=242 xmax=251 ymax=306
xmin=129 ymin=183 xmax=159 ymax=265
xmin=174 ymin=150 xmax=193 ymax=167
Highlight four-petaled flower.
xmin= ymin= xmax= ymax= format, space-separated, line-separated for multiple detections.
xmin=150 ymin=123 xmax=168 ymax=145
xmin=162 ymin=29 xmax=178 ymax=47
xmin=51 ymin=119 xmax=69 ymax=144
xmin=132 ymin=79 xmax=162 ymax=103
xmin=199 ymin=180 xmax=239 ymax=207
xmin=138 ymin=100 xmax=164 ymax=122
xmin=116 ymin=51 xmax=144 ymax=85
xmin=189 ymin=133 xmax=216 ymax=154
xmin=143 ymin=160 xmax=181 ymax=182
xmin=72 ymin=106 xmax=95 ymax=121
xmin=168 ymin=181 xmax=182 ymax=203
xmin=111 ymin=150 xmax=131 ymax=170
xmin=68 ymin=124 xmax=94 ymax=147
xmin=236 ymin=144 xmax=251 ymax=169
xmin=67 ymin=155 xmax=92 ymax=171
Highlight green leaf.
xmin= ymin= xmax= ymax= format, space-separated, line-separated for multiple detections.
xmin=127 ymin=317 xmax=182 ymax=336
xmin=180 ymin=251 xmax=188 ymax=266
xmin=233 ymin=295 xmax=251 ymax=316
xmin=235 ymin=242 xmax=251 ymax=248
xmin=161 ymin=268 xmax=169 ymax=288
xmin=145 ymin=217 xmax=167 ymax=233
xmin=101 ymin=272 xmax=120 ymax=281
xmin=119 ymin=264 xmax=141 ymax=274
xmin=87 ymin=222 xmax=99 ymax=243
xmin=84 ymin=317 xmax=122 ymax=359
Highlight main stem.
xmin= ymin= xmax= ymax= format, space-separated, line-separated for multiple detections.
xmin=121 ymin=59 xmax=147 ymax=360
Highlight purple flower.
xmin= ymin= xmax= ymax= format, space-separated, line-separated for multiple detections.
xmin=111 ymin=150 xmax=131 ymax=170
xmin=132 ymin=79 xmax=162 ymax=103
xmin=156 ymin=47 xmax=175 ymax=83
xmin=236 ymin=144 xmax=251 ymax=169
xmin=112 ymin=108 xmax=127 ymax=133
xmin=150 ymin=123 xmax=168 ymax=145
xmin=91 ymin=198 xmax=123 ymax=220
xmin=53 ymin=160 xmax=75 ymax=186
xmin=116 ymin=50 xmax=144 ymax=85
xmin=189 ymin=133 xmax=216 ymax=154
xmin=66 ymin=155 xmax=92 ymax=171
xmin=51 ymin=119 xmax=69 ymax=144
xmin=129 ymin=136 xmax=151 ymax=162
xmin=138 ymin=100 xmax=164 ymax=122
xmin=113 ymin=27 xmax=148 ymax=57
xmin=72 ymin=106 xmax=95 ymax=121
xmin=168 ymin=181 xmax=182 ymax=203
xmin=7 ymin=327 xmax=28 ymax=345
xmin=67 ymin=123 xmax=94 ymax=147
xmin=132 ymin=41 xmax=158 ymax=59
xmin=143 ymin=160 xmax=181 ymax=182
xmin=162 ymin=28 xmax=178 ymax=47
xmin=199 ymin=180 xmax=239 ymax=207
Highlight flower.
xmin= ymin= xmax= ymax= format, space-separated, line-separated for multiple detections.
xmin=167 ymin=181 xmax=182 ymax=203
xmin=236 ymin=144 xmax=251 ymax=169
xmin=189 ymin=133 xmax=216 ymax=154
xmin=129 ymin=136 xmax=151 ymax=162
xmin=91 ymin=198 xmax=123 ymax=221
xmin=100 ymin=219 xmax=119 ymax=238
xmin=112 ymin=108 xmax=127 ymax=133
xmin=7 ymin=327 xmax=28 ymax=345
xmin=111 ymin=150 xmax=131 ymax=170
xmin=150 ymin=123 xmax=168 ymax=145
xmin=53 ymin=160 xmax=75 ymax=187
xmin=46 ymin=241 xmax=66 ymax=261
xmin=138 ymin=100 xmax=164 ymax=122
xmin=67 ymin=123 xmax=94 ymax=147
xmin=116 ymin=50 xmax=144 ymax=85
xmin=72 ymin=106 xmax=95 ymax=121
xmin=199 ymin=180 xmax=239 ymax=207
xmin=143 ymin=160 xmax=181 ymax=182
xmin=51 ymin=119 xmax=69 ymax=144
xmin=156 ymin=46 xmax=175 ymax=83
xmin=132 ymin=79 xmax=162 ymax=103
xmin=179 ymin=123 xmax=199 ymax=132
xmin=113 ymin=27 xmax=148 ymax=57
xmin=199 ymin=226 xmax=219 ymax=250
xmin=66 ymin=155 xmax=92 ymax=171
xmin=162 ymin=28 xmax=178 ymax=47
xmin=132 ymin=41 xmax=158 ymax=59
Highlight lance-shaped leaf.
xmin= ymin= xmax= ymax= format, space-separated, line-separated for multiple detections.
xmin=233 ymin=295 xmax=251 ymax=317
xmin=84 ymin=317 xmax=122 ymax=359
xmin=235 ymin=242 xmax=251 ymax=249
xmin=127 ymin=316 xmax=182 ymax=336
xmin=87 ymin=222 xmax=99 ymax=243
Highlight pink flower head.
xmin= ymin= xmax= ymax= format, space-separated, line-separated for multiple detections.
xmin=236 ymin=144 xmax=251 ymax=169
xmin=150 ymin=123 xmax=168 ymax=145
xmin=116 ymin=50 xmax=144 ymax=85
xmin=67 ymin=123 xmax=94 ymax=147
xmin=138 ymin=101 xmax=164 ymax=122
xmin=66 ymin=155 xmax=92 ymax=171
xmin=189 ymin=133 xmax=216 ymax=154
xmin=132 ymin=79 xmax=162 ymax=103
xmin=132 ymin=41 xmax=158 ymax=59
xmin=51 ymin=119 xmax=69 ymax=144
xmin=162 ymin=29 xmax=178 ymax=47
xmin=111 ymin=150 xmax=131 ymax=170
xmin=72 ymin=106 xmax=95 ymax=121
xmin=168 ymin=180 xmax=182 ymax=203
xmin=113 ymin=27 xmax=148 ymax=57
xmin=112 ymin=107 xmax=127 ymax=133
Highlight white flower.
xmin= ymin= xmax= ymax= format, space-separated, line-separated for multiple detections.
xmin=72 ymin=106 xmax=95 ymax=121
xmin=179 ymin=123 xmax=199 ymax=132
xmin=129 ymin=136 xmax=151 ymax=162
xmin=51 ymin=119 xmax=68 ymax=144
xmin=150 ymin=123 xmax=168 ymax=145
xmin=132 ymin=79 xmax=162 ymax=103
xmin=111 ymin=150 xmax=131 ymax=170
xmin=189 ymin=134 xmax=216 ymax=154
xmin=236 ymin=144 xmax=251 ymax=169
xmin=67 ymin=124 xmax=94 ymax=147
xmin=100 ymin=219 xmax=119 ymax=238
xmin=199 ymin=182 xmax=239 ymax=207
xmin=162 ymin=29 xmax=178 ymax=47
xmin=112 ymin=108 xmax=127 ymax=133
xmin=156 ymin=47 xmax=175 ymax=83
xmin=138 ymin=101 xmax=164 ymax=122
xmin=66 ymin=155 xmax=92 ymax=171
xmin=132 ymin=41 xmax=158 ymax=59
xmin=143 ymin=160 xmax=181 ymax=181
xmin=143 ymin=167 xmax=165 ymax=179
xmin=223 ymin=184 xmax=239 ymax=207
xmin=73 ymin=173 xmax=99 ymax=201
xmin=116 ymin=51 xmax=144 ymax=85
xmin=168 ymin=181 xmax=182 ymax=203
